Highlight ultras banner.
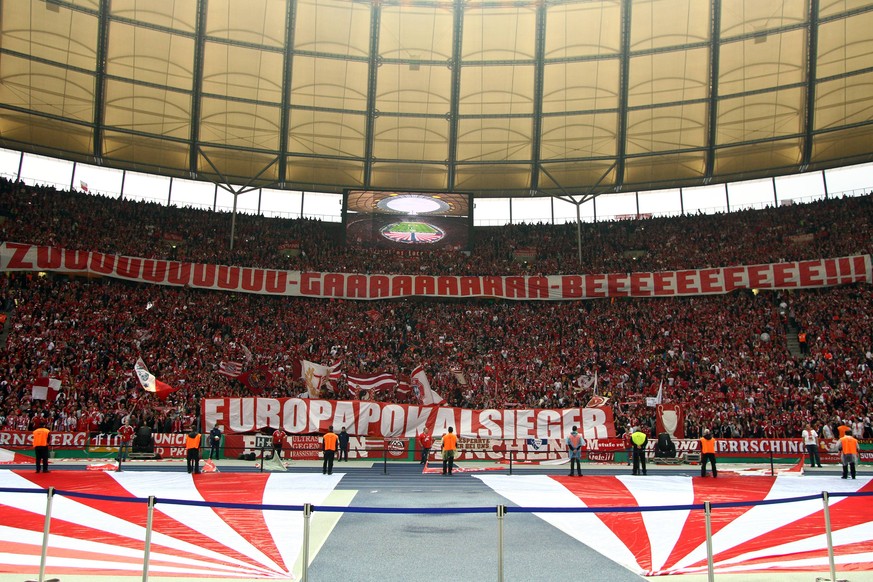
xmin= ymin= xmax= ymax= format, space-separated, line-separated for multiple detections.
xmin=2 ymin=242 xmax=870 ymax=301
xmin=201 ymin=398 xmax=615 ymax=440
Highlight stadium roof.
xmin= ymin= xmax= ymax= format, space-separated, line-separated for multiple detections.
xmin=1 ymin=0 xmax=873 ymax=199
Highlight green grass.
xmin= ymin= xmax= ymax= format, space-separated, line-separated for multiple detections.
xmin=385 ymin=222 xmax=439 ymax=233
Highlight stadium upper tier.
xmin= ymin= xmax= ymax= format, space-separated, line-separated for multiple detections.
xmin=1 ymin=0 xmax=873 ymax=197
xmin=0 ymin=178 xmax=871 ymax=277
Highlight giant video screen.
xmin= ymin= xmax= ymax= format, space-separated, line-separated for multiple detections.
xmin=344 ymin=190 xmax=472 ymax=251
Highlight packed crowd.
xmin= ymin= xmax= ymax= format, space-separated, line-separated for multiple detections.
xmin=1 ymin=177 xmax=871 ymax=276
xmin=0 ymin=178 xmax=871 ymax=441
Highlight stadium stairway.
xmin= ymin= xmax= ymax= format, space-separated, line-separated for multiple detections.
xmin=785 ymin=319 xmax=802 ymax=357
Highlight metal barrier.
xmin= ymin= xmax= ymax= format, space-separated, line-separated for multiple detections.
xmin=2 ymin=484 xmax=869 ymax=582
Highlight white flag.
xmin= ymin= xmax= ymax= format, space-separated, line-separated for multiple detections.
xmin=301 ymin=360 xmax=341 ymax=398
xmin=412 ymin=365 xmax=444 ymax=406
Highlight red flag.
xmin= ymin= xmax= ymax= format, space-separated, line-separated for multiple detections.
xmin=238 ymin=367 xmax=273 ymax=395
xmin=346 ymin=372 xmax=397 ymax=393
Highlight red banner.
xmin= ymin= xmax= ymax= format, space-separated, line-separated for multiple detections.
xmin=2 ymin=242 xmax=869 ymax=301
xmin=202 ymin=398 xmax=615 ymax=440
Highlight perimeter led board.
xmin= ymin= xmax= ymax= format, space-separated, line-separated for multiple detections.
xmin=344 ymin=190 xmax=471 ymax=250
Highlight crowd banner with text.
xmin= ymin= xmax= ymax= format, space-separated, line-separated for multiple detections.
xmin=202 ymin=398 xmax=615 ymax=440
xmin=2 ymin=243 xmax=869 ymax=301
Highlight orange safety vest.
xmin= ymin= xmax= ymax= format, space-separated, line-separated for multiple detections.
xmin=840 ymin=435 xmax=859 ymax=455
xmin=700 ymin=437 xmax=716 ymax=454
xmin=33 ymin=427 xmax=50 ymax=447
xmin=798 ymin=332 xmax=807 ymax=342
xmin=323 ymin=432 xmax=338 ymax=451
xmin=185 ymin=433 xmax=201 ymax=449
xmin=442 ymin=432 xmax=458 ymax=451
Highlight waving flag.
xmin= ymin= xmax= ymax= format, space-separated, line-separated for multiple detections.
xmin=301 ymin=360 xmax=341 ymax=398
xmin=134 ymin=358 xmax=179 ymax=400
xmin=32 ymin=377 xmax=62 ymax=402
xmin=238 ymin=367 xmax=273 ymax=395
xmin=218 ymin=360 xmax=244 ymax=378
xmin=346 ymin=372 xmax=397 ymax=394
xmin=646 ymin=380 xmax=664 ymax=407
xmin=586 ymin=394 xmax=610 ymax=407
xmin=412 ymin=365 xmax=444 ymax=406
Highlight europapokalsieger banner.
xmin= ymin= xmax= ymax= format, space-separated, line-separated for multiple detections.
xmin=202 ymin=397 xmax=615 ymax=440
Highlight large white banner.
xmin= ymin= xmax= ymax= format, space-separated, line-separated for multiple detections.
xmin=2 ymin=242 xmax=869 ymax=301
xmin=202 ymin=397 xmax=615 ymax=440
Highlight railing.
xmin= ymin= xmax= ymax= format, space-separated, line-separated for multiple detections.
xmin=2 ymin=484 xmax=868 ymax=582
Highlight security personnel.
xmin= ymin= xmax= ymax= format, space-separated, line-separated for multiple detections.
xmin=322 ymin=425 xmax=338 ymax=475
xmin=566 ymin=426 xmax=584 ymax=477
xmin=631 ymin=427 xmax=648 ymax=476
xmin=185 ymin=429 xmax=201 ymax=474
xmin=700 ymin=429 xmax=717 ymax=478
xmin=839 ymin=429 xmax=859 ymax=479
xmin=441 ymin=426 xmax=458 ymax=475
xmin=33 ymin=426 xmax=51 ymax=473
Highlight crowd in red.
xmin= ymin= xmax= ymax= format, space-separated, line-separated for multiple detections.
xmin=0 ymin=177 xmax=871 ymax=441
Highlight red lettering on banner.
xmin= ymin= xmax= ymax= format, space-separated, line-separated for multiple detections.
xmin=89 ymin=251 xmax=115 ymax=275
xmin=824 ymin=258 xmax=838 ymax=284
xmin=630 ymin=273 xmax=651 ymax=297
xmin=699 ymin=268 xmax=721 ymax=294
xmin=324 ymin=273 xmax=344 ymax=297
xmin=460 ymin=276 xmax=481 ymax=296
xmin=392 ymin=275 xmax=412 ymax=296
xmin=301 ymin=272 xmax=320 ymax=295
xmin=437 ymin=276 xmax=458 ymax=296
xmin=64 ymin=249 xmax=90 ymax=271
xmin=217 ymin=266 xmax=240 ymax=290
xmin=607 ymin=273 xmax=629 ymax=297
xmin=5 ymin=243 xmax=34 ymax=269
xmin=773 ymin=262 xmax=796 ymax=288
xmin=2 ymin=243 xmax=866 ymax=301
xmin=167 ymin=261 xmax=192 ymax=285
xmin=676 ymin=270 xmax=698 ymax=294
xmin=414 ymin=275 xmax=435 ymax=295
xmin=528 ymin=276 xmax=548 ymax=299
xmin=193 ymin=263 xmax=217 ymax=288
xmin=346 ymin=274 xmax=367 ymax=298
xmin=586 ymin=274 xmax=607 ymax=298
xmin=142 ymin=260 xmax=168 ymax=283
xmin=240 ymin=268 xmax=264 ymax=292
xmin=116 ymin=256 xmax=142 ymax=279
xmin=838 ymin=257 xmax=852 ymax=284
xmin=723 ymin=266 xmax=745 ymax=292
xmin=370 ymin=275 xmax=390 ymax=298
xmin=265 ymin=270 xmax=287 ymax=293
xmin=747 ymin=264 xmax=770 ymax=288
xmin=798 ymin=260 xmax=823 ymax=287
xmin=202 ymin=398 xmax=614 ymax=440
xmin=853 ymin=255 xmax=869 ymax=283
xmin=653 ymin=272 xmax=674 ymax=295
xmin=37 ymin=246 xmax=62 ymax=269
xmin=482 ymin=276 xmax=503 ymax=297
xmin=562 ymin=276 xmax=583 ymax=299
xmin=505 ymin=277 xmax=525 ymax=298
